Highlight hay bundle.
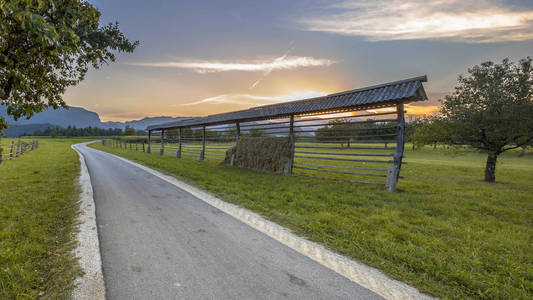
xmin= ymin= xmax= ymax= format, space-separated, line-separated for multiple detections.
xmin=223 ymin=136 xmax=291 ymax=173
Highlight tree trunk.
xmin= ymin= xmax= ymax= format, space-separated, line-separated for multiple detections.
xmin=519 ymin=146 xmax=526 ymax=157
xmin=484 ymin=153 xmax=498 ymax=182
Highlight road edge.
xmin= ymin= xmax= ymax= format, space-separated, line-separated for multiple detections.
xmin=99 ymin=147 xmax=432 ymax=300
xmin=71 ymin=143 xmax=106 ymax=300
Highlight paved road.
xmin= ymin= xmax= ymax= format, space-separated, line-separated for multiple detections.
xmin=75 ymin=143 xmax=381 ymax=300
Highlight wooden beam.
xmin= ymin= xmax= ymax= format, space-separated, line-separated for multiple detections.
xmin=160 ymin=129 xmax=165 ymax=155
xmin=177 ymin=128 xmax=182 ymax=158
xmin=199 ymin=126 xmax=205 ymax=161
xmin=147 ymin=130 xmax=151 ymax=153
xmin=230 ymin=122 xmax=240 ymax=166
xmin=284 ymin=115 xmax=295 ymax=175
xmin=387 ymin=104 xmax=405 ymax=192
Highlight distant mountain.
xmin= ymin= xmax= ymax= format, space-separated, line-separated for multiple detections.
xmin=0 ymin=105 xmax=189 ymax=132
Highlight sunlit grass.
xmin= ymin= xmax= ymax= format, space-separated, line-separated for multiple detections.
xmin=0 ymin=138 xmax=90 ymax=299
xmin=91 ymin=140 xmax=533 ymax=299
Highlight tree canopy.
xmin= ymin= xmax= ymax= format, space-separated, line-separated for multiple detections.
xmin=0 ymin=0 xmax=138 ymax=132
xmin=123 ymin=125 xmax=136 ymax=136
xmin=439 ymin=57 xmax=533 ymax=182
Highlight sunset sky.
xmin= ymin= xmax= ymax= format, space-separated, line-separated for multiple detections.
xmin=64 ymin=0 xmax=533 ymax=121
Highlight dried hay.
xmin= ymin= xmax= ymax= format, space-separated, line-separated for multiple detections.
xmin=223 ymin=136 xmax=291 ymax=173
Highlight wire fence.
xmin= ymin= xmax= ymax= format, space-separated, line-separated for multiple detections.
xmin=0 ymin=139 xmax=39 ymax=165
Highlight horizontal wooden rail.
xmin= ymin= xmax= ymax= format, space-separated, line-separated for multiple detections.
xmin=294 ymin=155 xmax=393 ymax=163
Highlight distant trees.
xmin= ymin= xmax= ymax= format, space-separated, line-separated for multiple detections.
xmin=410 ymin=116 xmax=449 ymax=150
xmin=248 ymin=128 xmax=267 ymax=137
xmin=316 ymin=119 xmax=396 ymax=147
xmin=123 ymin=126 xmax=136 ymax=136
xmin=26 ymin=126 xmax=122 ymax=137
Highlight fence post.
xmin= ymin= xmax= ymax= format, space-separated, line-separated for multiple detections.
xmin=136 ymin=143 xmax=138 ymax=151
xmin=16 ymin=141 xmax=20 ymax=157
xmin=10 ymin=141 xmax=14 ymax=159
xmin=176 ymin=128 xmax=182 ymax=158
xmin=387 ymin=103 xmax=405 ymax=192
xmin=142 ymin=142 xmax=145 ymax=152
xmin=230 ymin=122 xmax=240 ymax=166
xmin=147 ymin=130 xmax=151 ymax=153
xmin=199 ymin=126 xmax=205 ymax=161
xmin=160 ymin=129 xmax=165 ymax=155
xmin=284 ymin=115 xmax=295 ymax=175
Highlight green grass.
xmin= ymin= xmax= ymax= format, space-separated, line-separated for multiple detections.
xmin=91 ymin=140 xmax=533 ymax=299
xmin=0 ymin=138 xmax=90 ymax=299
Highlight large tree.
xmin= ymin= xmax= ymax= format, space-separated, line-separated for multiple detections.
xmin=440 ymin=57 xmax=533 ymax=182
xmin=0 ymin=0 xmax=138 ymax=132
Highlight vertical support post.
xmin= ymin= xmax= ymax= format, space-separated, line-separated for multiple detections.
xmin=230 ymin=122 xmax=240 ymax=166
xmin=147 ymin=130 xmax=151 ymax=153
xmin=160 ymin=129 xmax=165 ymax=155
xmin=199 ymin=126 xmax=205 ymax=161
xmin=142 ymin=142 xmax=145 ymax=152
xmin=177 ymin=128 xmax=182 ymax=158
xmin=387 ymin=103 xmax=405 ymax=192
xmin=10 ymin=141 xmax=14 ymax=159
xmin=16 ymin=140 xmax=20 ymax=157
xmin=284 ymin=115 xmax=295 ymax=175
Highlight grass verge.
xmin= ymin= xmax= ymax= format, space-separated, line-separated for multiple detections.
xmin=90 ymin=141 xmax=533 ymax=299
xmin=0 ymin=138 xmax=89 ymax=299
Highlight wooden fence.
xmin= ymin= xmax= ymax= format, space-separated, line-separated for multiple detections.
xmin=103 ymin=139 xmax=147 ymax=153
xmin=0 ymin=140 xmax=39 ymax=165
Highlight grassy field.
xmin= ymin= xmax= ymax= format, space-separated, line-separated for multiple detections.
xmin=0 ymin=138 xmax=89 ymax=299
xmin=92 ymin=140 xmax=533 ymax=299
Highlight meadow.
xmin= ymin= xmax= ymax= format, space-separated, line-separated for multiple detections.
xmin=92 ymin=139 xmax=533 ymax=299
xmin=0 ymin=138 xmax=90 ymax=299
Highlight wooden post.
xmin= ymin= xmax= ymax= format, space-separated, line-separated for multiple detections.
xmin=199 ymin=126 xmax=206 ymax=161
xmin=387 ymin=103 xmax=405 ymax=192
xmin=284 ymin=115 xmax=295 ymax=175
xmin=176 ymin=128 xmax=182 ymax=158
xmin=147 ymin=130 xmax=151 ymax=153
xmin=142 ymin=142 xmax=145 ymax=152
xmin=10 ymin=141 xmax=14 ymax=159
xmin=230 ymin=122 xmax=240 ymax=166
xmin=136 ymin=143 xmax=138 ymax=151
xmin=160 ymin=129 xmax=165 ymax=155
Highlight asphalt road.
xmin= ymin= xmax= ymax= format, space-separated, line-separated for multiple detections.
xmin=75 ymin=143 xmax=382 ymax=300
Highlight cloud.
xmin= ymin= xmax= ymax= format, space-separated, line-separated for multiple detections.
xmin=129 ymin=56 xmax=335 ymax=73
xmin=181 ymin=91 xmax=328 ymax=106
xmin=298 ymin=0 xmax=533 ymax=42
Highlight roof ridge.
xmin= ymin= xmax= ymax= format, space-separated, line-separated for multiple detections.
xmin=250 ymin=75 xmax=427 ymax=110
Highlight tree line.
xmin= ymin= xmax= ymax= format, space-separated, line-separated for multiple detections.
xmin=22 ymin=125 xmax=147 ymax=137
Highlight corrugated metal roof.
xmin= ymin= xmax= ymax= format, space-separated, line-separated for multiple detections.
xmin=148 ymin=75 xmax=428 ymax=130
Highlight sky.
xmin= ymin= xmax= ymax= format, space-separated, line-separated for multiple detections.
xmin=64 ymin=0 xmax=533 ymax=121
